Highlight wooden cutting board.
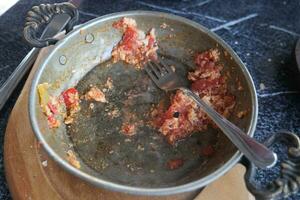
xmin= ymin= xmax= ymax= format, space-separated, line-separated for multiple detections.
xmin=4 ymin=45 xmax=254 ymax=200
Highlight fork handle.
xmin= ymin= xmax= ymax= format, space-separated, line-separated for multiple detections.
xmin=181 ymin=87 xmax=277 ymax=169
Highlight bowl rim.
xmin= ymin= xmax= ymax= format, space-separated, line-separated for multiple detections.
xmin=29 ymin=10 xmax=258 ymax=196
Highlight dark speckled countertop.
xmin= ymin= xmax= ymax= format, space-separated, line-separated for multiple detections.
xmin=0 ymin=0 xmax=300 ymax=199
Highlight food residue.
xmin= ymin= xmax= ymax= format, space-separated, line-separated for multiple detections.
xmin=66 ymin=150 xmax=81 ymax=169
xmin=160 ymin=22 xmax=169 ymax=29
xmin=37 ymin=84 xmax=81 ymax=128
xmin=167 ymin=158 xmax=184 ymax=170
xmin=105 ymin=77 xmax=114 ymax=89
xmin=200 ymin=145 xmax=215 ymax=157
xmin=121 ymin=123 xmax=136 ymax=136
xmin=107 ymin=108 xmax=120 ymax=119
xmin=37 ymin=83 xmax=61 ymax=128
xmin=111 ymin=17 xmax=158 ymax=68
xmin=153 ymin=49 xmax=236 ymax=145
xmin=62 ymin=88 xmax=81 ymax=125
xmin=237 ymin=80 xmax=243 ymax=91
xmin=41 ymin=160 xmax=48 ymax=167
xmin=237 ymin=110 xmax=248 ymax=119
xmin=88 ymin=103 xmax=94 ymax=110
xmin=84 ymin=86 xmax=107 ymax=103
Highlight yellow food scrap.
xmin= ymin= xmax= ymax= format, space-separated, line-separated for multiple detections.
xmin=37 ymin=83 xmax=50 ymax=111
xmin=237 ymin=110 xmax=248 ymax=119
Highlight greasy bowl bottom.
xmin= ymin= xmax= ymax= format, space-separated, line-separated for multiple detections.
xmin=29 ymin=11 xmax=258 ymax=195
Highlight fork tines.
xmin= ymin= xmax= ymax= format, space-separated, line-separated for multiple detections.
xmin=146 ymin=60 xmax=172 ymax=79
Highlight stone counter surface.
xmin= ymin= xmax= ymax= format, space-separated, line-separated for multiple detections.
xmin=0 ymin=0 xmax=299 ymax=199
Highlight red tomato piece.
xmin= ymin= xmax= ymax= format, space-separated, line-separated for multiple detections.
xmin=148 ymin=36 xmax=155 ymax=48
xmin=62 ymin=88 xmax=79 ymax=108
xmin=122 ymin=27 xmax=138 ymax=50
xmin=47 ymin=102 xmax=58 ymax=114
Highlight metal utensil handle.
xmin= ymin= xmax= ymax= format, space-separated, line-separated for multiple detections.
xmin=0 ymin=3 xmax=79 ymax=111
xmin=23 ymin=2 xmax=78 ymax=48
xmin=0 ymin=48 xmax=39 ymax=110
xmin=243 ymin=131 xmax=300 ymax=200
xmin=181 ymin=87 xmax=277 ymax=169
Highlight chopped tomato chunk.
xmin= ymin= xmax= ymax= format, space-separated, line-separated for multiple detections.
xmin=62 ymin=88 xmax=79 ymax=108
xmin=112 ymin=17 xmax=158 ymax=68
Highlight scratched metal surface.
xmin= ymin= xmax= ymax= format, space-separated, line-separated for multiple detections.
xmin=0 ymin=0 xmax=299 ymax=199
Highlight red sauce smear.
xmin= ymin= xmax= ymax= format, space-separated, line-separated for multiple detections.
xmin=200 ymin=145 xmax=215 ymax=157
xmin=167 ymin=159 xmax=184 ymax=170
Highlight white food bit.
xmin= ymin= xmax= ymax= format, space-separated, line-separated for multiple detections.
xmin=122 ymin=17 xmax=137 ymax=27
xmin=124 ymin=138 xmax=132 ymax=142
xmin=259 ymin=83 xmax=266 ymax=90
xmin=160 ymin=22 xmax=169 ymax=29
xmin=42 ymin=160 xmax=48 ymax=167
xmin=268 ymin=58 xmax=272 ymax=62
xmin=137 ymin=144 xmax=145 ymax=151
xmin=89 ymin=103 xmax=94 ymax=109
xmin=137 ymin=30 xmax=146 ymax=40
xmin=246 ymin=53 xmax=250 ymax=56
xmin=170 ymin=65 xmax=176 ymax=72
xmin=237 ymin=110 xmax=248 ymax=118
xmin=234 ymin=41 xmax=239 ymax=45
xmin=109 ymin=150 xmax=114 ymax=154
xmin=152 ymin=136 xmax=159 ymax=140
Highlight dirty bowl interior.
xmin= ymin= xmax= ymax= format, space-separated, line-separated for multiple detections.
xmin=30 ymin=11 xmax=257 ymax=195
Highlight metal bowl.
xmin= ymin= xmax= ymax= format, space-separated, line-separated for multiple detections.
xmin=29 ymin=11 xmax=258 ymax=195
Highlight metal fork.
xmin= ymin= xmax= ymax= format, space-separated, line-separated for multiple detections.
xmin=145 ymin=60 xmax=277 ymax=168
